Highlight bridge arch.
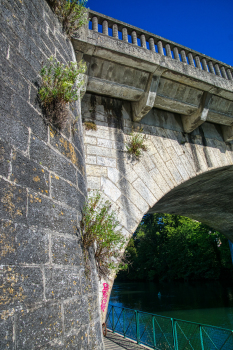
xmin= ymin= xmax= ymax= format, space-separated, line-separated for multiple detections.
xmin=82 ymin=93 xmax=233 ymax=319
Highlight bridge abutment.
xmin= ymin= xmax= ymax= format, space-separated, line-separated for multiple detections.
xmin=0 ymin=1 xmax=103 ymax=348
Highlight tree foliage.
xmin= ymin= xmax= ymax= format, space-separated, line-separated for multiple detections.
xmin=118 ymin=214 xmax=233 ymax=282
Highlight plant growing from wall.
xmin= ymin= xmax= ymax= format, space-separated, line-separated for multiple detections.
xmin=38 ymin=56 xmax=86 ymax=130
xmin=126 ymin=132 xmax=147 ymax=159
xmin=47 ymin=0 xmax=88 ymax=38
xmin=80 ymin=192 xmax=127 ymax=278
xmin=84 ymin=121 xmax=97 ymax=131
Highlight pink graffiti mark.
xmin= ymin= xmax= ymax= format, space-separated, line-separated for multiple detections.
xmin=101 ymin=283 xmax=109 ymax=312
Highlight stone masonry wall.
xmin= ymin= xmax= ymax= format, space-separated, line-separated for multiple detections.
xmin=81 ymin=93 xmax=233 ymax=320
xmin=0 ymin=1 xmax=103 ymax=349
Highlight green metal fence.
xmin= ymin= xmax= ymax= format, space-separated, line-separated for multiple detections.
xmin=106 ymin=304 xmax=233 ymax=350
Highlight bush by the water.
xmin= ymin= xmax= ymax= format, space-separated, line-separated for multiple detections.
xmin=117 ymin=213 xmax=233 ymax=282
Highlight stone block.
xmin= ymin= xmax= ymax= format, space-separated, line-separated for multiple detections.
xmin=166 ymin=146 xmax=189 ymax=181
xmin=17 ymin=303 xmax=63 ymax=348
xmin=30 ymin=135 xmax=77 ymax=185
xmin=87 ymin=145 xmax=117 ymax=158
xmin=51 ymin=175 xmax=85 ymax=211
xmin=11 ymin=152 xmax=49 ymax=195
xmin=133 ymin=162 xmax=164 ymax=201
xmin=64 ymin=297 xmax=89 ymax=332
xmin=0 ymin=80 xmax=12 ymax=113
xmin=97 ymin=156 xmax=116 ymax=167
xmin=0 ymin=140 xmax=11 ymax=178
xmin=0 ymin=109 xmax=29 ymax=152
xmin=27 ymin=191 xmax=78 ymax=235
xmin=51 ymin=235 xmax=82 ymax=267
xmin=132 ymin=177 xmax=156 ymax=207
xmin=64 ymin=327 xmax=88 ymax=350
xmin=86 ymin=165 xmax=107 ymax=177
xmin=84 ymin=135 xmax=97 ymax=145
xmin=44 ymin=267 xmax=81 ymax=301
xmin=107 ymin=167 xmax=122 ymax=184
xmin=86 ymin=176 xmax=101 ymax=190
xmin=85 ymin=155 xmax=96 ymax=165
xmin=0 ymin=315 xmax=13 ymax=349
xmin=0 ymin=266 xmax=44 ymax=310
xmin=11 ymin=94 xmax=47 ymax=142
xmin=116 ymin=194 xmax=143 ymax=223
xmin=151 ymin=135 xmax=171 ymax=162
xmin=100 ymin=177 xmax=121 ymax=202
xmin=0 ymin=179 xmax=27 ymax=223
xmin=50 ymin=131 xmax=85 ymax=175
xmin=0 ymin=221 xmax=49 ymax=265
xmin=77 ymin=170 xmax=87 ymax=196
xmin=0 ymin=56 xmax=29 ymax=101
xmin=117 ymin=177 xmax=149 ymax=213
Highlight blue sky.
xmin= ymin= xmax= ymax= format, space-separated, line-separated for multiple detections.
xmin=87 ymin=0 xmax=233 ymax=66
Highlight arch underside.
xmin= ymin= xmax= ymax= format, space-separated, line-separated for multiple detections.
xmin=149 ymin=165 xmax=233 ymax=241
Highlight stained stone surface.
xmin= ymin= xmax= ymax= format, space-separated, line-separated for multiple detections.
xmin=81 ymin=93 xmax=233 ymax=320
xmin=0 ymin=0 xmax=103 ymax=349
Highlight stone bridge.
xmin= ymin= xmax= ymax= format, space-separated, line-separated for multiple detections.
xmin=1 ymin=1 xmax=233 ymax=348
xmin=73 ymin=11 xmax=233 ymax=318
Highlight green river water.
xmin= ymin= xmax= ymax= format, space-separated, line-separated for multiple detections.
xmin=109 ymin=280 xmax=233 ymax=329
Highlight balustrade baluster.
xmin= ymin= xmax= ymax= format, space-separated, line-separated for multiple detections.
xmin=102 ymin=20 xmax=108 ymax=35
xmin=112 ymin=24 xmax=118 ymax=38
xmin=92 ymin=16 xmax=98 ymax=32
xmin=122 ymin=28 xmax=128 ymax=42
xmin=165 ymin=44 xmax=172 ymax=58
xmin=214 ymin=63 xmax=221 ymax=76
xmin=131 ymin=31 xmax=137 ymax=45
xmin=157 ymin=40 xmax=164 ymax=55
xmin=201 ymin=58 xmax=208 ymax=71
xmin=187 ymin=52 xmax=195 ymax=66
xmin=195 ymin=56 xmax=202 ymax=69
xmin=220 ymin=66 xmax=227 ymax=79
xmin=208 ymin=61 xmax=215 ymax=74
xmin=173 ymin=47 xmax=179 ymax=60
xmin=227 ymin=68 xmax=233 ymax=80
xmin=149 ymin=37 xmax=155 ymax=52
xmin=140 ymin=34 xmax=146 ymax=48
xmin=180 ymin=50 xmax=187 ymax=63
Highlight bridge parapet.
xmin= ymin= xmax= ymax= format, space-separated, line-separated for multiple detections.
xmin=89 ymin=10 xmax=233 ymax=82
xmin=73 ymin=10 xmax=233 ymax=140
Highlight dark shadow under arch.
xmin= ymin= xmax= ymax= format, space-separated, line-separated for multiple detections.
xmin=149 ymin=165 xmax=233 ymax=241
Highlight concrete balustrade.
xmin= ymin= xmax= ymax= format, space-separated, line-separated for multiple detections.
xmin=173 ymin=47 xmax=179 ymax=60
xmin=227 ymin=69 xmax=233 ymax=80
xmin=214 ymin=63 xmax=221 ymax=76
xmin=157 ymin=40 xmax=164 ymax=55
xmin=208 ymin=61 xmax=215 ymax=74
xmin=122 ymin=27 xmax=128 ymax=42
xmin=149 ymin=37 xmax=155 ymax=51
xmin=187 ymin=53 xmax=195 ymax=66
xmin=131 ymin=31 xmax=137 ymax=45
xmin=165 ymin=44 xmax=172 ymax=58
xmin=201 ymin=58 xmax=208 ymax=71
xmin=103 ymin=20 xmax=108 ymax=35
xmin=221 ymin=66 xmax=227 ymax=79
xmin=180 ymin=50 xmax=187 ymax=63
xmin=92 ymin=16 xmax=98 ymax=31
xmin=89 ymin=11 xmax=233 ymax=81
xmin=195 ymin=56 xmax=202 ymax=69
xmin=140 ymin=34 xmax=146 ymax=48
xmin=112 ymin=23 xmax=118 ymax=38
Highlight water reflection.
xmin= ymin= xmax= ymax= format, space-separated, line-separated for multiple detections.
xmin=110 ymin=280 xmax=233 ymax=329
